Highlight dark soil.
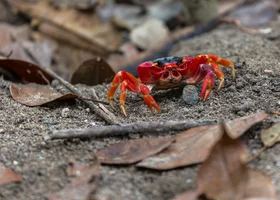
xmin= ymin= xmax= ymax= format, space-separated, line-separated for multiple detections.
xmin=1 ymin=20 xmax=280 ymax=200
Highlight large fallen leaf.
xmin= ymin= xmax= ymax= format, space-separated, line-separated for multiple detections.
xmin=137 ymin=112 xmax=268 ymax=170
xmin=0 ymin=59 xmax=53 ymax=84
xmin=71 ymin=57 xmax=115 ymax=86
xmin=171 ymin=191 xmax=198 ymax=200
xmin=197 ymin=122 xmax=249 ymax=199
xmin=0 ymin=167 xmax=22 ymax=185
xmin=244 ymin=170 xmax=276 ymax=199
xmin=48 ymin=161 xmax=99 ymax=200
xmin=15 ymin=1 xmax=122 ymax=53
xmin=172 ymin=122 xmax=276 ymax=200
xmin=10 ymin=83 xmax=77 ymax=106
xmin=261 ymin=122 xmax=280 ymax=147
xmin=95 ymin=137 xmax=174 ymax=164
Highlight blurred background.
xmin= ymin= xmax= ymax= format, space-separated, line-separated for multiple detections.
xmin=0 ymin=0 xmax=279 ymax=84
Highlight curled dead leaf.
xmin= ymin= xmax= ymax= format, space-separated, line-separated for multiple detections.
xmin=95 ymin=137 xmax=174 ymax=164
xmin=10 ymin=83 xmax=77 ymax=106
xmin=137 ymin=112 xmax=268 ymax=170
xmin=71 ymin=57 xmax=115 ymax=86
xmin=0 ymin=59 xmax=53 ymax=84
xmin=197 ymin=122 xmax=249 ymax=200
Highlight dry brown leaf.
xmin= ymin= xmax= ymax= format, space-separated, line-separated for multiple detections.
xmin=171 ymin=191 xmax=199 ymax=200
xmin=10 ymin=83 xmax=77 ymax=106
xmin=137 ymin=112 xmax=268 ymax=170
xmin=71 ymin=57 xmax=115 ymax=86
xmin=173 ymin=122 xmax=276 ymax=200
xmin=244 ymin=170 xmax=276 ymax=199
xmin=0 ymin=167 xmax=22 ymax=185
xmin=0 ymin=59 xmax=53 ymax=84
xmin=15 ymin=1 xmax=122 ymax=53
xmin=197 ymin=122 xmax=249 ymax=200
xmin=227 ymin=112 xmax=269 ymax=138
xmin=95 ymin=137 xmax=174 ymax=164
xmin=261 ymin=122 xmax=280 ymax=147
xmin=48 ymin=160 xmax=99 ymax=200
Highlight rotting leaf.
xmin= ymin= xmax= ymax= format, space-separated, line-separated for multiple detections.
xmin=95 ymin=137 xmax=174 ymax=164
xmin=71 ymin=57 xmax=115 ymax=86
xmin=10 ymin=83 xmax=77 ymax=106
xmin=197 ymin=122 xmax=249 ymax=200
xmin=0 ymin=167 xmax=22 ymax=185
xmin=171 ymin=191 xmax=199 ymax=200
xmin=48 ymin=160 xmax=99 ymax=200
xmin=261 ymin=122 xmax=280 ymax=147
xmin=244 ymin=170 xmax=276 ymax=199
xmin=137 ymin=112 xmax=268 ymax=170
xmin=0 ymin=59 xmax=53 ymax=84
xmin=172 ymin=122 xmax=277 ymax=200
xmin=15 ymin=1 xmax=122 ymax=53
xmin=227 ymin=112 xmax=269 ymax=138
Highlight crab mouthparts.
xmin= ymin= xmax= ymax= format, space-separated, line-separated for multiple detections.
xmin=160 ymin=69 xmax=182 ymax=86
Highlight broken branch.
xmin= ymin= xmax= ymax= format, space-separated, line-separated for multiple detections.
xmin=46 ymin=120 xmax=216 ymax=140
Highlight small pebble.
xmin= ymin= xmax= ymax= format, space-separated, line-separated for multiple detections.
xmin=182 ymin=85 xmax=199 ymax=105
xmin=275 ymin=161 xmax=280 ymax=167
xmin=61 ymin=108 xmax=70 ymax=118
xmin=185 ymin=179 xmax=192 ymax=184
xmin=86 ymin=108 xmax=91 ymax=113
xmin=13 ymin=160 xmax=18 ymax=165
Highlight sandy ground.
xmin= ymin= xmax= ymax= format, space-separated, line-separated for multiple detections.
xmin=1 ymin=19 xmax=280 ymax=200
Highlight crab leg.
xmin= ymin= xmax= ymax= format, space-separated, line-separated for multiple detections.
xmin=200 ymin=69 xmax=215 ymax=100
xmin=107 ymin=71 xmax=140 ymax=110
xmin=202 ymin=54 xmax=236 ymax=78
xmin=107 ymin=71 xmax=160 ymax=116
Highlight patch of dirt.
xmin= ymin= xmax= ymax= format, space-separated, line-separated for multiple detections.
xmin=1 ymin=20 xmax=280 ymax=200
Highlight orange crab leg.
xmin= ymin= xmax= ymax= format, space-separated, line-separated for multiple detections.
xmin=202 ymin=54 xmax=236 ymax=79
xmin=140 ymin=84 xmax=160 ymax=113
xmin=107 ymin=71 xmax=140 ymax=110
xmin=200 ymin=70 xmax=215 ymax=101
xmin=107 ymin=71 xmax=160 ymax=116
xmin=207 ymin=61 xmax=224 ymax=90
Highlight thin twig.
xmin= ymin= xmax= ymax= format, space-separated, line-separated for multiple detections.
xmin=45 ymin=68 xmax=120 ymax=125
xmin=220 ymin=18 xmax=259 ymax=34
xmin=245 ymin=146 xmax=267 ymax=163
xmin=46 ymin=120 xmax=216 ymax=140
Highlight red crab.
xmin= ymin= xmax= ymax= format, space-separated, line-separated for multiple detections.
xmin=107 ymin=54 xmax=235 ymax=116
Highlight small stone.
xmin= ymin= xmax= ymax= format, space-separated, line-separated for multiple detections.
xmin=85 ymin=108 xmax=91 ymax=113
xmin=61 ymin=108 xmax=70 ymax=118
xmin=130 ymin=18 xmax=169 ymax=49
xmin=185 ymin=179 xmax=192 ymax=184
xmin=13 ymin=160 xmax=18 ymax=165
xmin=275 ymin=161 xmax=280 ymax=167
xmin=182 ymin=85 xmax=199 ymax=105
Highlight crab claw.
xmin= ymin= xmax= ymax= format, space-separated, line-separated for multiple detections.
xmin=199 ymin=66 xmax=215 ymax=101
xmin=140 ymin=84 xmax=160 ymax=113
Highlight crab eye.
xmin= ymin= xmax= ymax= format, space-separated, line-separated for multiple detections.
xmin=162 ymin=71 xmax=170 ymax=79
xmin=172 ymin=70 xmax=180 ymax=77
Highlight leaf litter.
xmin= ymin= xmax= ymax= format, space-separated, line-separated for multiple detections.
xmin=172 ymin=122 xmax=277 ymax=200
xmin=10 ymin=83 xmax=77 ymax=106
xmin=96 ymin=137 xmax=174 ymax=164
xmin=136 ymin=112 xmax=268 ymax=170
